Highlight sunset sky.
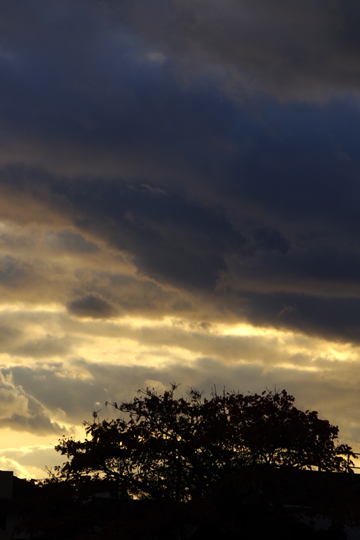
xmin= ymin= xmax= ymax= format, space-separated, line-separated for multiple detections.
xmin=1 ymin=0 xmax=360 ymax=477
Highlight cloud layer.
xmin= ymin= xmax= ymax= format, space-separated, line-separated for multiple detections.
xmin=0 ymin=0 xmax=359 ymax=475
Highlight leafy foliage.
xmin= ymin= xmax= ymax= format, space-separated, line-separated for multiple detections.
xmin=15 ymin=386 xmax=358 ymax=539
xmin=52 ymin=385 xmax=355 ymax=503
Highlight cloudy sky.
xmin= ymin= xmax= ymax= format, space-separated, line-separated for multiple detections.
xmin=1 ymin=0 xmax=360 ymax=477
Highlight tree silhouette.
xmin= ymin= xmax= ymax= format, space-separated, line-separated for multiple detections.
xmin=51 ymin=385 xmax=355 ymax=503
xmin=15 ymin=386 xmax=358 ymax=539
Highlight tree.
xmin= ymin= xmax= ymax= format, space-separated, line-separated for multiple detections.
xmin=51 ymin=385 xmax=355 ymax=503
xmin=16 ymin=386 xmax=358 ymax=540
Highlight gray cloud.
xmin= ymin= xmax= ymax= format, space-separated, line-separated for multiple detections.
xmin=13 ymin=336 xmax=74 ymax=359
xmin=6 ymin=354 xmax=360 ymax=448
xmin=68 ymin=294 xmax=118 ymax=319
xmin=45 ymin=229 xmax=99 ymax=254
xmin=0 ymin=372 xmax=68 ymax=436
xmin=2 ymin=363 xmax=110 ymax=425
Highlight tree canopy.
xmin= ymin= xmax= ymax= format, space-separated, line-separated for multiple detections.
xmin=16 ymin=386 xmax=358 ymax=540
xmin=51 ymin=385 xmax=355 ymax=503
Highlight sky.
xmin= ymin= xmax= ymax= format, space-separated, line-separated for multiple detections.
xmin=1 ymin=0 xmax=360 ymax=477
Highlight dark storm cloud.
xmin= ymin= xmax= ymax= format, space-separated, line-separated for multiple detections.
xmin=2 ymin=146 xmax=360 ymax=342
xmin=96 ymin=0 xmax=360 ymax=101
xmin=0 ymin=168 xmax=247 ymax=291
xmin=239 ymin=293 xmax=360 ymax=345
xmin=69 ymin=180 xmax=246 ymax=291
xmin=1 ymin=0 xmax=360 ymax=345
xmin=253 ymin=228 xmax=289 ymax=255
